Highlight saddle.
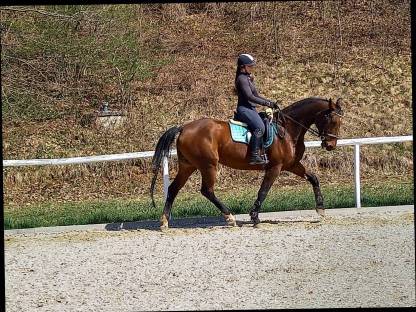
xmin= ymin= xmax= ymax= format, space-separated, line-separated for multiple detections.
xmin=228 ymin=110 xmax=284 ymax=150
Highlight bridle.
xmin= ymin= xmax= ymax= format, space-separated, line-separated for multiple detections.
xmin=273 ymin=108 xmax=344 ymax=142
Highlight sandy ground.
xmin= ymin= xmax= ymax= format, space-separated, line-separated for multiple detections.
xmin=5 ymin=209 xmax=415 ymax=311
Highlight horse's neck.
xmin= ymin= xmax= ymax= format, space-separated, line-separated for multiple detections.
xmin=283 ymin=101 xmax=328 ymax=143
xmin=286 ymin=121 xmax=308 ymax=145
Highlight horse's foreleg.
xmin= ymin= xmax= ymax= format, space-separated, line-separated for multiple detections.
xmin=200 ymin=164 xmax=236 ymax=226
xmin=249 ymin=165 xmax=282 ymax=225
xmin=160 ymin=163 xmax=196 ymax=229
xmin=288 ymin=162 xmax=325 ymax=217
xmin=306 ymin=173 xmax=324 ymax=216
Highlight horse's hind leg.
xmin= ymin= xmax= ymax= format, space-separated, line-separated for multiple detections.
xmin=249 ymin=165 xmax=281 ymax=225
xmin=288 ymin=162 xmax=325 ymax=217
xmin=199 ymin=164 xmax=236 ymax=226
xmin=160 ymin=162 xmax=196 ymax=229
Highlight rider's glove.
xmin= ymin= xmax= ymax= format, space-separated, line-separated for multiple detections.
xmin=267 ymin=101 xmax=280 ymax=110
xmin=265 ymin=101 xmax=273 ymax=108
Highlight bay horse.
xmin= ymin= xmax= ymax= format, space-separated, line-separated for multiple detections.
xmin=150 ymin=97 xmax=344 ymax=229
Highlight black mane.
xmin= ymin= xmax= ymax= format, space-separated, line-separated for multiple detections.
xmin=282 ymin=97 xmax=329 ymax=115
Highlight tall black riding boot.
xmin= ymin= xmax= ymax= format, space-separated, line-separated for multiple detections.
xmin=249 ymin=134 xmax=266 ymax=165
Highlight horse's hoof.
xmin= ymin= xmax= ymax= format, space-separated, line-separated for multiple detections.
xmin=160 ymin=215 xmax=169 ymax=230
xmin=223 ymin=213 xmax=237 ymax=227
xmin=249 ymin=211 xmax=260 ymax=225
xmin=316 ymin=207 xmax=325 ymax=217
xmin=253 ymin=222 xmax=262 ymax=229
xmin=160 ymin=225 xmax=169 ymax=231
xmin=251 ymin=215 xmax=261 ymax=225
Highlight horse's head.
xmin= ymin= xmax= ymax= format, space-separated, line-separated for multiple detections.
xmin=315 ymin=98 xmax=344 ymax=151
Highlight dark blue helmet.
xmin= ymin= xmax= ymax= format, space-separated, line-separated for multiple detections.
xmin=237 ymin=53 xmax=256 ymax=66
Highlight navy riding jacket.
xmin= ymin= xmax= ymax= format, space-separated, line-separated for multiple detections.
xmin=235 ymin=72 xmax=272 ymax=109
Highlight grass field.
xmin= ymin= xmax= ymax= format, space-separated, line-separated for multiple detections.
xmin=4 ymin=180 xmax=413 ymax=230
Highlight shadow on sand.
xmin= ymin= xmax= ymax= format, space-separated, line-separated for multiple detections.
xmin=104 ymin=215 xmax=229 ymax=231
xmin=104 ymin=215 xmax=321 ymax=231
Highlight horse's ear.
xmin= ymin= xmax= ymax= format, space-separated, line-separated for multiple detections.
xmin=328 ymin=98 xmax=336 ymax=110
xmin=336 ymin=98 xmax=343 ymax=108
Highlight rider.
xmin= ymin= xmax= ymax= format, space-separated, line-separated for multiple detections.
xmin=235 ymin=53 xmax=279 ymax=165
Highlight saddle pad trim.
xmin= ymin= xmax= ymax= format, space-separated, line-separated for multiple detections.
xmin=229 ymin=119 xmax=248 ymax=127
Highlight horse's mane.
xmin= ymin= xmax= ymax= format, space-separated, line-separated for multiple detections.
xmin=282 ymin=97 xmax=329 ymax=115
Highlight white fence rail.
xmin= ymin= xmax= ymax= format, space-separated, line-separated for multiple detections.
xmin=3 ymin=135 xmax=413 ymax=208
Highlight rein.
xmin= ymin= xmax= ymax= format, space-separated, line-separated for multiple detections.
xmin=273 ymin=108 xmax=343 ymax=141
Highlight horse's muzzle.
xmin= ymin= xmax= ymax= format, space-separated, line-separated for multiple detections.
xmin=321 ymin=140 xmax=336 ymax=151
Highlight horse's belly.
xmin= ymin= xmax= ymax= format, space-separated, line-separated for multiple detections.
xmin=218 ymin=157 xmax=265 ymax=170
xmin=218 ymin=142 xmax=269 ymax=170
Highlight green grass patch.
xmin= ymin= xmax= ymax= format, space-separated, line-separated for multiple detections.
xmin=4 ymin=181 xmax=413 ymax=230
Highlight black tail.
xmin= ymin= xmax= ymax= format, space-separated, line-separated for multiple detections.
xmin=150 ymin=126 xmax=183 ymax=209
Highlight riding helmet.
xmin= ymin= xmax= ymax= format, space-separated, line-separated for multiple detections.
xmin=237 ymin=53 xmax=256 ymax=66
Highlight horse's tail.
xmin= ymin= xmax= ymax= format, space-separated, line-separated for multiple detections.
xmin=150 ymin=126 xmax=183 ymax=209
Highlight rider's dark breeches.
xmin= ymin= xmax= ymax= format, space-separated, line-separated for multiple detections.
xmin=236 ymin=106 xmax=264 ymax=137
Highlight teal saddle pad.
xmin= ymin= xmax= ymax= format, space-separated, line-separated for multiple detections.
xmin=229 ymin=121 xmax=278 ymax=149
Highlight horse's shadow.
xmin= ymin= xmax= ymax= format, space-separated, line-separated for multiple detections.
xmin=237 ymin=219 xmax=321 ymax=226
xmin=104 ymin=216 xmax=321 ymax=231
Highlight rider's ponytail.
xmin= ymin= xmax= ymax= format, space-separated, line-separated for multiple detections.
xmin=235 ymin=65 xmax=243 ymax=83
xmin=234 ymin=65 xmax=243 ymax=95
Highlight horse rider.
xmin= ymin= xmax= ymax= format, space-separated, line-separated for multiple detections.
xmin=234 ymin=53 xmax=279 ymax=165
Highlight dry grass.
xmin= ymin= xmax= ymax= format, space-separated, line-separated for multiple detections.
xmin=1 ymin=1 xmax=412 ymax=207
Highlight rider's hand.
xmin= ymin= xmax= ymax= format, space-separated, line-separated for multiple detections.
xmin=265 ymin=101 xmax=274 ymax=109
xmin=268 ymin=101 xmax=280 ymax=110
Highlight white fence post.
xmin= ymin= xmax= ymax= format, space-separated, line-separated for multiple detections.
xmin=162 ymin=156 xmax=171 ymax=220
xmin=162 ymin=156 xmax=170 ymax=200
xmin=354 ymin=144 xmax=361 ymax=208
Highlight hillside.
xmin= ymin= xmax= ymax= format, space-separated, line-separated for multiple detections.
xmin=1 ymin=2 xmax=412 ymax=207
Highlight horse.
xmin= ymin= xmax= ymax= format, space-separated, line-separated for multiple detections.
xmin=150 ymin=97 xmax=344 ymax=229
